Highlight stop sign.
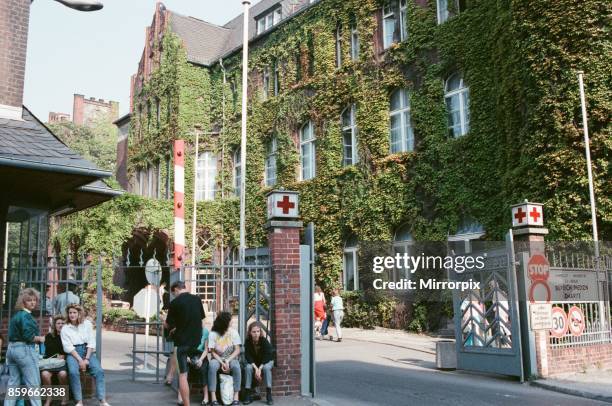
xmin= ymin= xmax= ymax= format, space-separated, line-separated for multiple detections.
xmin=528 ymin=254 xmax=550 ymax=282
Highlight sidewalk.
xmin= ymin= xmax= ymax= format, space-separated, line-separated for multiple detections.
xmin=331 ymin=326 xmax=442 ymax=355
xmin=531 ymin=369 xmax=612 ymax=403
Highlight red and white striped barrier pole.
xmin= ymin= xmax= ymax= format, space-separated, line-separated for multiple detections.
xmin=173 ymin=140 xmax=185 ymax=272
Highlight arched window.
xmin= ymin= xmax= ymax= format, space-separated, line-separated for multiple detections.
xmin=448 ymin=218 xmax=485 ymax=253
xmin=389 ymin=89 xmax=414 ymax=153
xmin=343 ymin=236 xmax=359 ymax=291
xmin=445 ymin=73 xmax=470 ymax=137
xmin=341 ymin=104 xmax=358 ymax=166
xmin=393 ymin=225 xmax=414 ymax=281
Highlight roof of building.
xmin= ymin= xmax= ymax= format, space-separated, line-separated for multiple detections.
xmin=0 ymin=107 xmax=110 ymax=177
xmin=167 ymin=0 xmax=312 ymax=66
xmin=113 ymin=112 xmax=132 ymax=126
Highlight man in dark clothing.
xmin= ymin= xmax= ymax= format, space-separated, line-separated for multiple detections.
xmin=165 ymin=281 xmax=205 ymax=406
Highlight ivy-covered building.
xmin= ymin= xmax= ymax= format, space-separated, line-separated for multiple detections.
xmin=122 ymin=0 xmax=610 ymax=312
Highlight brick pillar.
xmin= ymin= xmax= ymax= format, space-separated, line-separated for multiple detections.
xmin=266 ymin=190 xmax=302 ymax=397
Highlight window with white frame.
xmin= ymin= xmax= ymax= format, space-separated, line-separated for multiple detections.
xmin=256 ymin=7 xmax=282 ymax=34
xmin=147 ymin=165 xmax=155 ymax=197
xmin=389 ymin=89 xmax=414 ymax=153
xmin=262 ymin=67 xmax=270 ymax=100
xmin=343 ymin=236 xmax=359 ymax=291
xmin=265 ymin=136 xmax=277 ymax=187
xmin=350 ymin=24 xmax=359 ymax=61
xmin=138 ymin=168 xmax=145 ymax=196
xmin=341 ymin=104 xmax=358 ymax=166
xmin=437 ymin=0 xmax=461 ymax=24
xmin=392 ymin=225 xmax=414 ymax=282
xmin=448 ymin=219 xmax=485 ymax=254
xmin=196 ymin=151 xmax=218 ymax=201
xmin=300 ymin=121 xmax=315 ymax=180
xmin=382 ymin=0 xmax=408 ymax=49
xmin=233 ymin=149 xmax=241 ymax=196
xmin=445 ymin=73 xmax=470 ymax=137
xmin=335 ymin=23 xmax=343 ymax=68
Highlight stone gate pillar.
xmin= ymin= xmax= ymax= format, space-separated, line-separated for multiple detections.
xmin=511 ymin=200 xmax=549 ymax=377
xmin=265 ymin=190 xmax=302 ymax=397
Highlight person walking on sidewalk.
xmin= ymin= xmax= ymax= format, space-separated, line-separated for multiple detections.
xmin=4 ymin=288 xmax=46 ymax=406
xmin=330 ymin=289 xmax=344 ymax=342
xmin=243 ymin=321 xmax=274 ymax=405
xmin=61 ymin=304 xmax=110 ymax=406
xmin=313 ymin=286 xmax=326 ymax=340
xmin=165 ymin=281 xmax=206 ymax=406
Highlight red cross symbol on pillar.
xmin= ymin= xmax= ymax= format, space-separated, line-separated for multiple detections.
xmin=514 ymin=207 xmax=526 ymax=224
xmin=529 ymin=207 xmax=541 ymax=223
xmin=277 ymin=195 xmax=295 ymax=214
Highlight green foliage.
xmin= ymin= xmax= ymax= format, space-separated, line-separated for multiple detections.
xmin=341 ymin=291 xmax=398 ymax=329
xmin=102 ymin=307 xmax=141 ymax=324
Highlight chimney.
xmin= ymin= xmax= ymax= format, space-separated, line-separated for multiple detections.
xmin=0 ymin=0 xmax=31 ymax=120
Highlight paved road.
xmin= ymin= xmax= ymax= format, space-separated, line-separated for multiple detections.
xmin=315 ymin=338 xmax=606 ymax=406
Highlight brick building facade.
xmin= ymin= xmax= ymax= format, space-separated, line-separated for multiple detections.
xmin=73 ymin=93 xmax=119 ymax=127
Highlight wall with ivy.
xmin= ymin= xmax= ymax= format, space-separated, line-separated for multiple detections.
xmin=56 ymin=0 xmax=610 ymax=330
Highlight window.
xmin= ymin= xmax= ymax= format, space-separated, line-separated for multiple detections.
xmin=437 ymin=0 xmax=461 ymax=24
xmin=265 ymin=136 xmax=277 ymax=187
xmin=273 ymin=61 xmax=280 ymax=96
xmin=392 ymin=225 xmax=414 ymax=282
xmin=389 ymin=89 xmax=414 ymax=153
xmin=341 ymin=104 xmax=358 ymax=166
xmin=146 ymin=101 xmax=151 ymax=132
xmin=256 ymin=7 xmax=282 ymax=34
xmin=165 ymin=156 xmax=171 ymax=199
xmin=196 ymin=152 xmax=217 ymax=201
xmin=382 ymin=0 xmax=408 ymax=49
xmin=138 ymin=168 xmax=145 ymax=196
xmin=262 ymin=68 xmax=270 ymax=100
xmin=448 ymin=219 xmax=485 ymax=254
xmin=147 ymin=164 xmax=156 ymax=198
xmin=445 ymin=73 xmax=470 ymax=137
xmin=335 ymin=23 xmax=343 ymax=68
xmin=233 ymin=149 xmax=241 ymax=196
xmin=155 ymin=98 xmax=160 ymax=128
xmin=300 ymin=121 xmax=315 ymax=180
xmin=350 ymin=24 xmax=359 ymax=61
xmin=343 ymin=236 xmax=359 ymax=291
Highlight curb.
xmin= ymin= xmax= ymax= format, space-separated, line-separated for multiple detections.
xmin=530 ymin=380 xmax=612 ymax=404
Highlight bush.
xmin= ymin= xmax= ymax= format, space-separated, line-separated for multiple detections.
xmin=341 ymin=291 xmax=398 ymax=329
xmin=102 ymin=308 xmax=141 ymax=324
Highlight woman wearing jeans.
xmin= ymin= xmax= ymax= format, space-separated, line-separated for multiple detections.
xmin=61 ymin=304 xmax=110 ymax=406
xmin=4 ymin=288 xmax=46 ymax=406
xmin=330 ymin=289 xmax=344 ymax=342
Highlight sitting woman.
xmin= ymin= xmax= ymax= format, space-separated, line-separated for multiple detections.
xmin=207 ymin=311 xmax=241 ymax=406
xmin=61 ymin=304 xmax=111 ymax=406
xmin=41 ymin=315 xmax=69 ymax=406
xmin=243 ymin=321 xmax=274 ymax=405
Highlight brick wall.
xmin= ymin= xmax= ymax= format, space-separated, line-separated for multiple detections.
xmin=547 ymin=343 xmax=612 ymax=376
xmin=268 ymin=225 xmax=302 ymax=397
xmin=0 ymin=0 xmax=30 ymax=109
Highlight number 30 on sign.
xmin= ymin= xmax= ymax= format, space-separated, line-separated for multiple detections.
xmin=550 ymin=307 xmax=568 ymax=338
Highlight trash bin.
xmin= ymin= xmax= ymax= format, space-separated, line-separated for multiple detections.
xmin=436 ymin=340 xmax=457 ymax=370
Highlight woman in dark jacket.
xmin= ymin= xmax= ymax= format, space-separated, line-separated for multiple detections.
xmin=242 ymin=321 xmax=274 ymax=405
xmin=41 ymin=315 xmax=69 ymax=406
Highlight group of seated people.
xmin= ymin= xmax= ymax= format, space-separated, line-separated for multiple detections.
xmin=3 ymin=287 xmax=109 ymax=406
xmin=164 ymin=281 xmax=274 ymax=406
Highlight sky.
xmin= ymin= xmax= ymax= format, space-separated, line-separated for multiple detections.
xmin=24 ymin=0 xmax=261 ymax=120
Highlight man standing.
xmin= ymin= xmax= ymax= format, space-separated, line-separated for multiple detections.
xmin=165 ymin=281 xmax=205 ymax=406
xmin=53 ymin=282 xmax=80 ymax=316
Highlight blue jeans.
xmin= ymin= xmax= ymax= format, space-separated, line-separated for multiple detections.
xmin=66 ymin=344 xmax=106 ymax=401
xmin=4 ymin=342 xmax=41 ymax=406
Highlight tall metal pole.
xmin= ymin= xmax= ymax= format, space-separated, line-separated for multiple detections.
xmin=192 ymin=131 xmax=200 ymax=269
xmin=239 ymin=0 xmax=251 ymax=342
xmin=239 ymin=0 xmax=251 ymax=266
xmin=577 ymin=71 xmax=599 ymax=258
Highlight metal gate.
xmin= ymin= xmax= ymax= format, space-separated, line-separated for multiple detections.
xmin=451 ymin=235 xmax=524 ymax=379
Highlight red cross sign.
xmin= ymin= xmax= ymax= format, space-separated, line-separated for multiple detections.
xmin=512 ymin=202 xmax=544 ymax=227
xmin=267 ymin=190 xmax=299 ymax=220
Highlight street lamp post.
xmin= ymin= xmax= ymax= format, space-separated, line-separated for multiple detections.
xmin=53 ymin=0 xmax=103 ymax=11
xmin=238 ymin=0 xmax=251 ymax=342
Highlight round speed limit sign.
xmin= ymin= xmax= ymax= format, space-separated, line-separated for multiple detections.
xmin=550 ymin=307 xmax=568 ymax=338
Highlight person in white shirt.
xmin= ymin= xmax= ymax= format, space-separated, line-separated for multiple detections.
xmin=330 ymin=289 xmax=344 ymax=342
xmin=61 ymin=304 xmax=110 ymax=406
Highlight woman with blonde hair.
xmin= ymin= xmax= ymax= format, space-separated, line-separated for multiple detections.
xmin=5 ymin=287 xmax=46 ymax=406
xmin=60 ymin=304 xmax=110 ymax=406
xmin=41 ymin=315 xmax=69 ymax=406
